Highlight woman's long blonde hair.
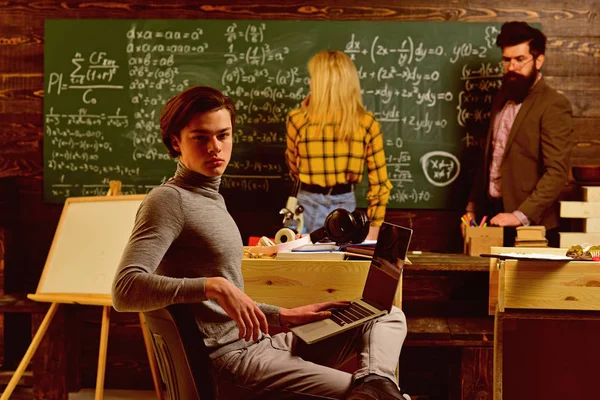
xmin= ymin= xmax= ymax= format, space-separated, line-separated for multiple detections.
xmin=306 ymin=50 xmax=366 ymax=141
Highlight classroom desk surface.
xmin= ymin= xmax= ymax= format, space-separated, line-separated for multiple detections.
xmin=405 ymin=252 xmax=489 ymax=272
xmin=244 ymin=250 xmax=490 ymax=272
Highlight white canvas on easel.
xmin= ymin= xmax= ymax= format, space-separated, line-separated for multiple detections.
xmin=35 ymin=197 xmax=143 ymax=297
xmin=1 ymin=194 xmax=164 ymax=400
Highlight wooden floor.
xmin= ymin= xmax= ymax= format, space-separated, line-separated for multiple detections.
xmin=3 ymin=388 xmax=157 ymax=399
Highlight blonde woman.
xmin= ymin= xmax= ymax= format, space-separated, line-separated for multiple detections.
xmin=285 ymin=50 xmax=393 ymax=240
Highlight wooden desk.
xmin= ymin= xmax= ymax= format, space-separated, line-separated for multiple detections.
xmin=21 ymin=252 xmax=490 ymax=400
xmin=492 ymin=256 xmax=600 ymax=400
xmin=243 ymin=253 xmax=494 ymax=400
xmin=405 ymin=252 xmax=490 ymax=272
xmin=405 ymin=253 xmax=493 ymax=400
xmin=242 ymin=257 xmax=401 ymax=308
xmin=242 ymin=250 xmax=490 ymax=308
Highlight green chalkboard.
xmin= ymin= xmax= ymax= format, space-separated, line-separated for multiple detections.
xmin=44 ymin=19 xmax=508 ymax=209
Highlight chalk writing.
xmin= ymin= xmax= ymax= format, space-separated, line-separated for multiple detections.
xmin=44 ymin=20 xmax=506 ymax=209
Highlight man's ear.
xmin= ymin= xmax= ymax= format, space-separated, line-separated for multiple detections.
xmin=535 ymin=54 xmax=545 ymax=71
xmin=171 ymin=135 xmax=181 ymax=152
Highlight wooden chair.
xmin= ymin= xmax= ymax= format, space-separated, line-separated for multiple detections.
xmin=143 ymin=304 xmax=331 ymax=400
xmin=143 ymin=305 xmax=213 ymax=400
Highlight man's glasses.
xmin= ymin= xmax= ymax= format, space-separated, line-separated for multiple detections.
xmin=501 ymin=56 xmax=535 ymax=70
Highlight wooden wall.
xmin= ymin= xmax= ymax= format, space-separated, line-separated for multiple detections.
xmin=0 ymin=0 xmax=598 ymax=398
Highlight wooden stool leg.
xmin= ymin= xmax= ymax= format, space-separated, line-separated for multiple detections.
xmin=0 ymin=303 xmax=60 ymax=400
xmin=139 ymin=313 xmax=165 ymax=400
xmin=95 ymin=306 xmax=111 ymax=400
xmin=493 ymin=304 xmax=503 ymax=400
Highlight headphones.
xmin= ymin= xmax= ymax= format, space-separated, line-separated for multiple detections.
xmin=253 ymin=208 xmax=369 ymax=255
xmin=309 ymin=208 xmax=370 ymax=244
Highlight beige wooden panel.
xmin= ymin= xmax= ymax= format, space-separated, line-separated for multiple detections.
xmin=242 ymin=258 xmax=402 ymax=309
xmin=583 ymin=218 xmax=600 ymax=233
xmin=559 ymin=232 xmax=600 ymax=248
xmin=487 ymin=246 xmax=567 ymax=315
xmin=503 ymin=259 xmax=600 ymax=311
xmin=583 ymin=187 xmax=600 ymax=203
xmin=560 ymin=201 xmax=600 ymax=218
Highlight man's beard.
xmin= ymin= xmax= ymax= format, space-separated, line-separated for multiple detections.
xmin=501 ymin=67 xmax=537 ymax=104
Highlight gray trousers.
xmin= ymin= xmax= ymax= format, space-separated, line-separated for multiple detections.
xmin=212 ymin=306 xmax=407 ymax=399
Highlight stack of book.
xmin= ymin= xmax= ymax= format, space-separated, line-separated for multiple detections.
xmin=514 ymin=226 xmax=548 ymax=247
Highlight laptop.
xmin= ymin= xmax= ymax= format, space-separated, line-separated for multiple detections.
xmin=290 ymin=222 xmax=413 ymax=344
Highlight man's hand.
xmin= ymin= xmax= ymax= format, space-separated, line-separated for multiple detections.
xmin=490 ymin=212 xmax=521 ymax=227
xmin=206 ymin=277 xmax=268 ymax=341
xmin=280 ymin=301 xmax=351 ymax=327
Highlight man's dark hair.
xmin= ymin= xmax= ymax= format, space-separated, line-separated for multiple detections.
xmin=160 ymin=86 xmax=236 ymax=158
xmin=496 ymin=21 xmax=547 ymax=57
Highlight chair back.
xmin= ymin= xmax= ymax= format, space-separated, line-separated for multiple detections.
xmin=144 ymin=305 xmax=348 ymax=400
xmin=143 ymin=304 xmax=215 ymax=400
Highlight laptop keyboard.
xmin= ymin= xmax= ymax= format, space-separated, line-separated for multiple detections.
xmin=330 ymin=302 xmax=376 ymax=326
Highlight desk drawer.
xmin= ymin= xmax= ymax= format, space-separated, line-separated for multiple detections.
xmin=242 ymin=258 xmax=402 ymax=309
xmin=502 ymin=260 xmax=600 ymax=311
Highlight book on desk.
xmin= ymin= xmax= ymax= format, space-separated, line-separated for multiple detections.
xmin=275 ymin=241 xmax=376 ymax=260
xmin=273 ymin=239 xmax=413 ymax=261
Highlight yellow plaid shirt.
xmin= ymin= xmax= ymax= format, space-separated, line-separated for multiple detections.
xmin=285 ymin=109 xmax=393 ymax=226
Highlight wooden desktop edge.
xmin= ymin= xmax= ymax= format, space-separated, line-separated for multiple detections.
xmin=27 ymin=293 xmax=113 ymax=306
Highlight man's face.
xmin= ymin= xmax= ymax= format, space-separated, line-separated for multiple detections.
xmin=171 ymin=108 xmax=233 ymax=177
xmin=501 ymin=42 xmax=545 ymax=102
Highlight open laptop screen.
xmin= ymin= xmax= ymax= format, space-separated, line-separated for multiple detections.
xmin=362 ymin=223 xmax=413 ymax=312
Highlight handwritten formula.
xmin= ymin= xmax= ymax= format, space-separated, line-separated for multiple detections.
xmin=44 ymin=20 xmax=503 ymax=208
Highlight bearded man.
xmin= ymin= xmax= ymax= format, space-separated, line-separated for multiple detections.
xmin=464 ymin=21 xmax=574 ymax=247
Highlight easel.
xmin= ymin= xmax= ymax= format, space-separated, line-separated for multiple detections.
xmin=1 ymin=181 xmax=164 ymax=400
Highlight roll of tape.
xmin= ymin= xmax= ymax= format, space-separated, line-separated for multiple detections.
xmin=247 ymin=234 xmax=310 ymax=256
xmin=275 ymin=228 xmax=296 ymax=244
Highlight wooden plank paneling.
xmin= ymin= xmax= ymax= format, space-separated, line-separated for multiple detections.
xmin=572 ymin=144 xmax=600 ymax=167
xmin=545 ymin=37 xmax=600 ymax=76
xmin=0 ymin=77 xmax=43 ymax=115
xmin=1 ymin=33 xmax=598 ymax=78
xmin=0 ymin=113 xmax=42 ymax=178
xmin=0 ymin=0 xmax=596 ymax=35
xmin=573 ymin=117 xmax=600 ymax=141
xmin=546 ymin=76 xmax=600 ymax=117
xmin=572 ymin=117 xmax=600 ymax=166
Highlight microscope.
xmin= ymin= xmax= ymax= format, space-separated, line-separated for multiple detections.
xmin=277 ymin=180 xmax=304 ymax=242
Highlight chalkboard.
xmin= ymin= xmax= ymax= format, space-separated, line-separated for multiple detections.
xmin=35 ymin=195 xmax=144 ymax=297
xmin=44 ymin=19 xmax=509 ymax=209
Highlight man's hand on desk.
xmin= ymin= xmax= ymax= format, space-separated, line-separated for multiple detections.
xmin=490 ymin=212 xmax=521 ymax=227
xmin=280 ymin=301 xmax=351 ymax=326
xmin=206 ymin=277 xmax=268 ymax=341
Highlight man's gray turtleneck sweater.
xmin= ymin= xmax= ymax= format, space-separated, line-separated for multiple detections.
xmin=112 ymin=162 xmax=280 ymax=358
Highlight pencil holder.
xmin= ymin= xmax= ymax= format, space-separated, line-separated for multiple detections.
xmin=463 ymin=226 xmax=503 ymax=256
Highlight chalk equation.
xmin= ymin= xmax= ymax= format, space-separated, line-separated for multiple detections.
xmin=44 ymin=20 xmax=505 ymax=207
